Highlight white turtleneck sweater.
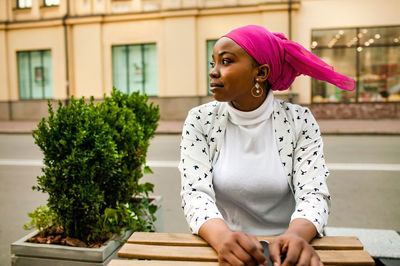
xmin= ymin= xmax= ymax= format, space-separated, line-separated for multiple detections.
xmin=213 ymin=90 xmax=296 ymax=235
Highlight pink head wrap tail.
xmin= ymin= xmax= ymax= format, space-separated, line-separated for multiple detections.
xmin=222 ymin=25 xmax=355 ymax=92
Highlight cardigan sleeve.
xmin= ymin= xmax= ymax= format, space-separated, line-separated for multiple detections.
xmin=178 ymin=108 xmax=224 ymax=234
xmin=289 ymin=107 xmax=331 ymax=236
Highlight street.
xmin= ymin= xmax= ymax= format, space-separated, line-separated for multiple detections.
xmin=1 ymin=134 xmax=400 ymax=265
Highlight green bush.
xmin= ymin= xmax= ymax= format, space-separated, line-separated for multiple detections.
xmin=27 ymin=88 xmax=160 ymax=244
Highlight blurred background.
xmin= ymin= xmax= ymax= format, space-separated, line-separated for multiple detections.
xmin=1 ymin=0 xmax=399 ymax=265
xmin=0 ymin=0 xmax=399 ymax=120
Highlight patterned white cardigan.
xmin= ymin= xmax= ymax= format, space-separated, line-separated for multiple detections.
xmin=179 ymin=98 xmax=331 ymax=236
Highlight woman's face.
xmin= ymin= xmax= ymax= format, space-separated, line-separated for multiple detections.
xmin=209 ymin=37 xmax=261 ymax=109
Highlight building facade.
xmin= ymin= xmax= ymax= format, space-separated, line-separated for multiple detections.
xmin=1 ymin=0 xmax=399 ymax=120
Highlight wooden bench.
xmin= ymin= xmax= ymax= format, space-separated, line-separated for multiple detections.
xmin=109 ymin=232 xmax=375 ymax=265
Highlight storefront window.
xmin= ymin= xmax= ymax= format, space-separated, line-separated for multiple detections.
xmin=112 ymin=43 xmax=158 ymax=96
xmin=312 ymin=26 xmax=400 ymax=103
xmin=17 ymin=50 xmax=54 ymax=99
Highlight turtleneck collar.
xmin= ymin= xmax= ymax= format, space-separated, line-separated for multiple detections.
xmin=227 ymin=89 xmax=274 ymax=126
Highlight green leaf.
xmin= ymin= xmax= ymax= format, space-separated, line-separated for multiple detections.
xmin=148 ymin=204 xmax=158 ymax=215
xmin=144 ymin=165 xmax=153 ymax=174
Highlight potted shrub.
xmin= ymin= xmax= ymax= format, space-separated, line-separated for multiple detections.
xmin=11 ymin=88 xmax=161 ymax=265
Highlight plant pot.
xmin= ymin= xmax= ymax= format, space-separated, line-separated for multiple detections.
xmin=11 ymin=196 xmax=162 ymax=266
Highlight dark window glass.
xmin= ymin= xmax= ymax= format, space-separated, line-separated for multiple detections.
xmin=112 ymin=43 xmax=158 ymax=96
xmin=17 ymin=50 xmax=54 ymax=99
xmin=206 ymin=40 xmax=217 ymax=95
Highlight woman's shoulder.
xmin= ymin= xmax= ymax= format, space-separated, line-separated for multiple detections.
xmin=187 ymin=100 xmax=224 ymax=117
xmin=184 ymin=101 xmax=226 ymax=136
xmin=273 ymin=98 xmax=311 ymax=115
xmin=273 ymin=99 xmax=317 ymax=133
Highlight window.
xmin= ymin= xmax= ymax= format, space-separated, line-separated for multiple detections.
xmin=112 ymin=44 xmax=158 ymax=96
xmin=17 ymin=50 xmax=54 ymax=100
xmin=311 ymin=26 xmax=400 ymax=103
xmin=206 ymin=40 xmax=217 ymax=95
xmin=43 ymin=0 xmax=60 ymax=6
xmin=17 ymin=0 xmax=32 ymax=8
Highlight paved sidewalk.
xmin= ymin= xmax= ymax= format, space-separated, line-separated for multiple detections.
xmin=0 ymin=119 xmax=399 ymax=135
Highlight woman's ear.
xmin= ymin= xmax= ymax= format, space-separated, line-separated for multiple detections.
xmin=257 ymin=64 xmax=270 ymax=82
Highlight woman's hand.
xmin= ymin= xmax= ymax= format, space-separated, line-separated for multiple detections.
xmin=198 ymin=218 xmax=267 ymax=266
xmin=269 ymin=233 xmax=323 ymax=266
xmin=216 ymin=231 xmax=267 ymax=266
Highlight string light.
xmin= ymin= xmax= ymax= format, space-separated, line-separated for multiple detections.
xmin=311 ymin=41 xmax=318 ymax=48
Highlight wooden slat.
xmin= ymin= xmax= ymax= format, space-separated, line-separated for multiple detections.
xmin=309 ymin=236 xmax=364 ymax=250
xmin=127 ymin=232 xmax=208 ymax=246
xmin=127 ymin=232 xmax=364 ymax=250
xmin=256 ymin=236 xmax=364 ymax=250
xmin=108 ymin=260 xmax=219 ymax=266
xmin=118 ymin=244 xmax=217 ymax=261
xmin=318 ymin=250 xmax=375 ymax=265
xmin=118 ymin=243 xmax=375 ymax=265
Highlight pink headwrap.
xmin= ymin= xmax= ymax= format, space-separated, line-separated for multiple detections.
xmin=222 ymin=25 xmax=355 ymax=91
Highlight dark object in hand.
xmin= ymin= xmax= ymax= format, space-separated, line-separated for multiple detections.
xmin=260 ymin=241 xmax=286 ymax=264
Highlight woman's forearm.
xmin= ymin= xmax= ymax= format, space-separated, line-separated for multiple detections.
xmin=285 ymin=218 xmax=318 ymax=242
xmin=198 ymin=218 xmax=232 ymax=250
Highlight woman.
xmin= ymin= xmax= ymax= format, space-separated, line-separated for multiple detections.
xmin=179 ymin=25 xmax=354 ymax=266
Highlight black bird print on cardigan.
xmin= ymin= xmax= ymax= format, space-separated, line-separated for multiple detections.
xmin=179 ymin=99 xmax=330 ymax=235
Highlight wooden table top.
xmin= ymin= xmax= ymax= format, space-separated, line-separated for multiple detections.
xmin=109 ymin=232 xmax=375 ymax=265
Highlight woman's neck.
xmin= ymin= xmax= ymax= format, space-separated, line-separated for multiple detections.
xmin=231 ymin=87 xmax=270 ymax=112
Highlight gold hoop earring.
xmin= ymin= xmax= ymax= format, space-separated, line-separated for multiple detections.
xmin=251 ymin=80 xmax=263 ymax=98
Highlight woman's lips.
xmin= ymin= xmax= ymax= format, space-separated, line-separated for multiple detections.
xmin=210 ymin=83 xmax=224 ymax=92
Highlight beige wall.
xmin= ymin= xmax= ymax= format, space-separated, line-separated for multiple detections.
xmin=72 ymin=22 xmax=104 ymax=98
xmin=164 ymin=16 xmax=197 ymax=96
xmin=6 ymin=25 xmax=66 ymax=100
xmin=4 ymin=0 xmax=66 ymax=21
xmin=0 ymin=1 xmax=8 ymax=21
xmin=0 ymin=27 xmax=9 ymax=101
xmin=0 ymin=1 xmax=300 ymax=104
xmin=292 ymin=0 xmax=400 ymax=104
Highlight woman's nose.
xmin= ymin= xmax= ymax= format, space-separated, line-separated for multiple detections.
xmin=209 ymin=65 xmax=220 ymax=78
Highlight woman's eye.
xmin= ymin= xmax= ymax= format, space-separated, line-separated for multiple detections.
xmin=222 ymin=59 xmax=231 ymax=64
xmin=210 ymin=62 xmax=215 ymax=67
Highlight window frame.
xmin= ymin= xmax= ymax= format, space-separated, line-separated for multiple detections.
xmin=206 ymin=39 xmax=218 ymax=95
xmin=16 ymin=0 xmax=32 ymax=9
xmin=111 ymin=43 xmax=158 ymax=96
xmin=43 ymin=0 xmax=60 ymax=7
xmin=17 ymin=49 xmax=53 ymax=100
